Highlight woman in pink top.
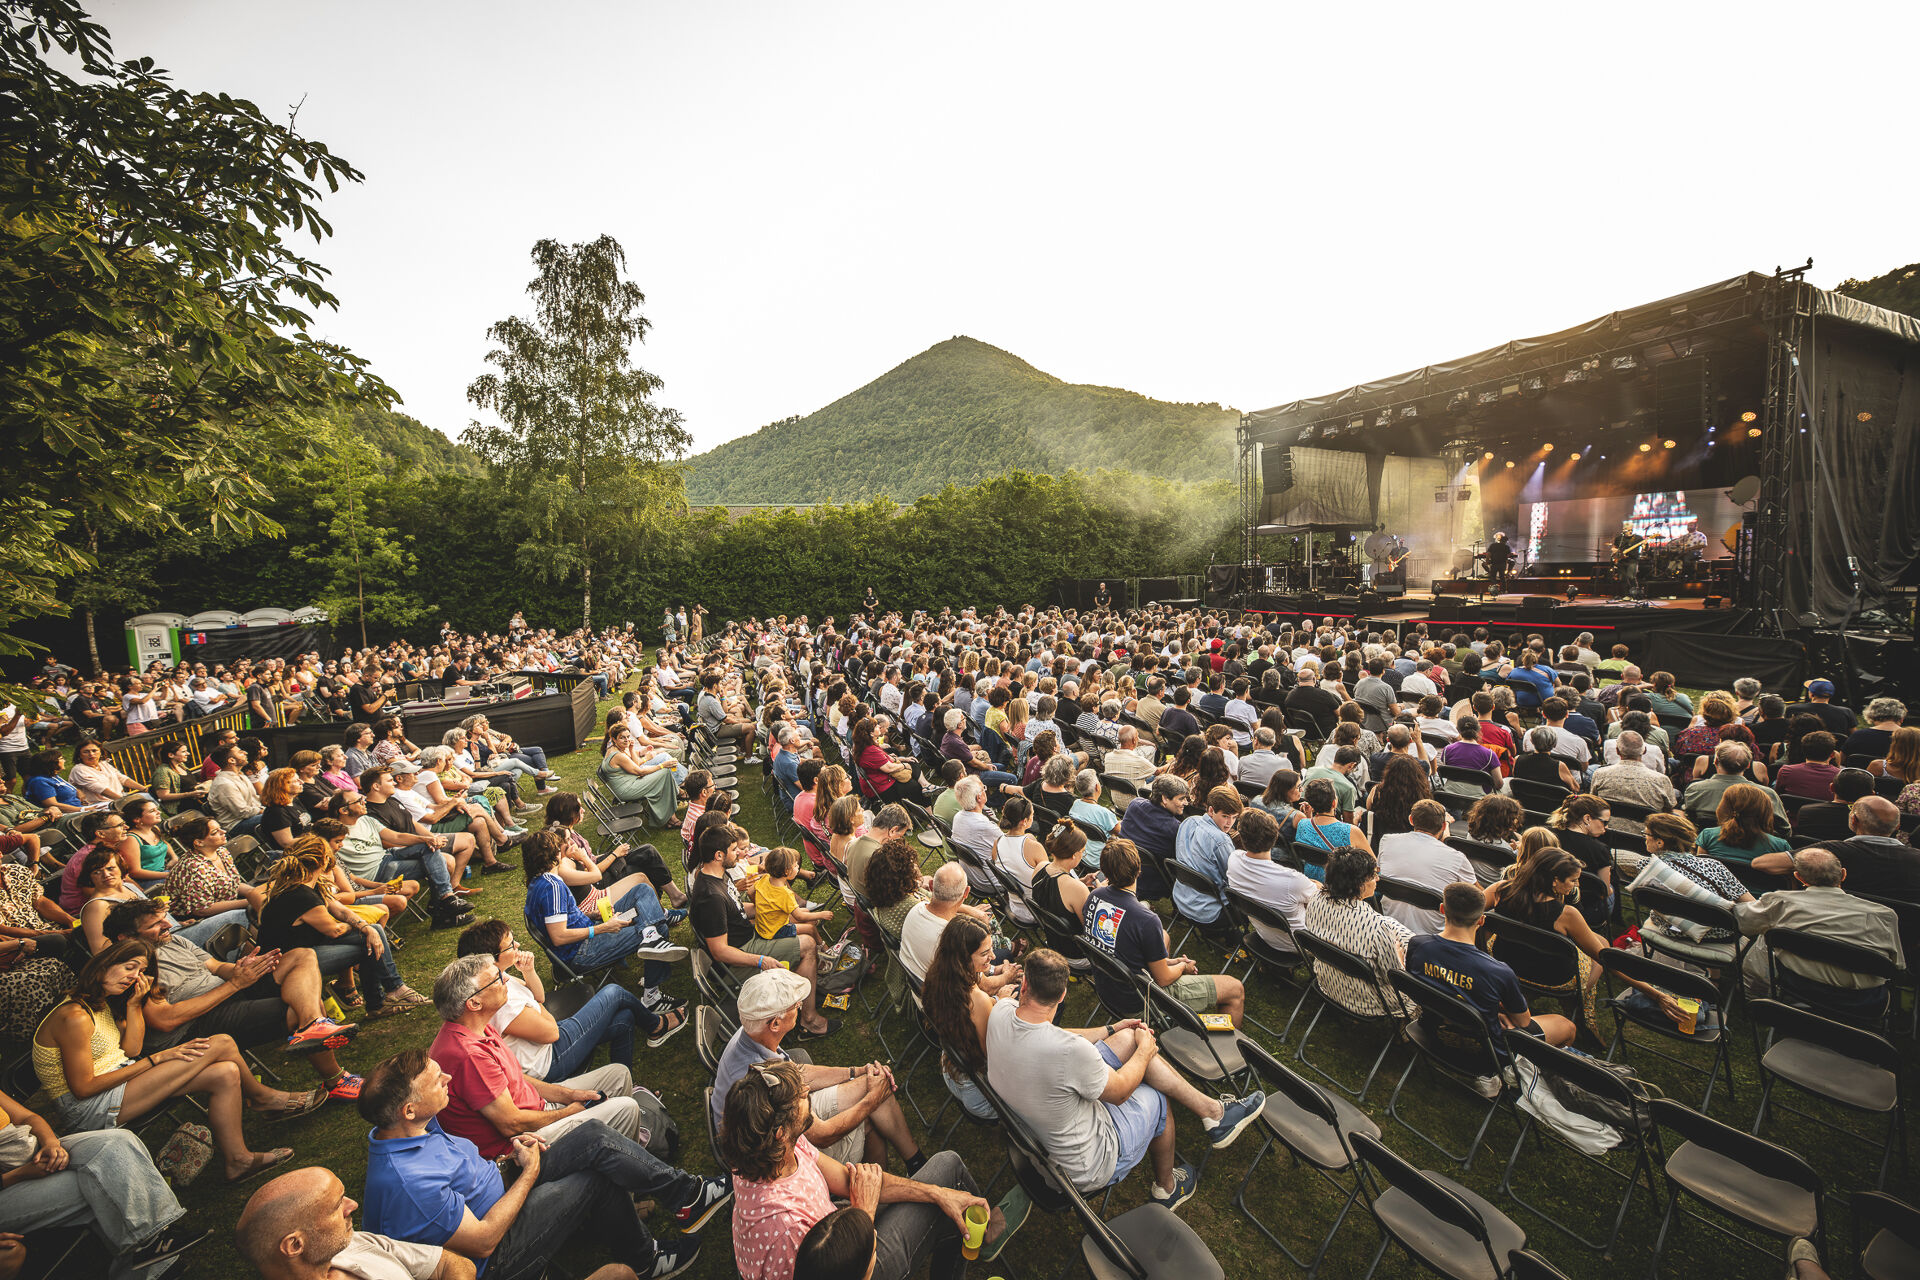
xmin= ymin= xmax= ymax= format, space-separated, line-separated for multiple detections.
xmin=719 ymin=1059 xmax=999 ymax=1280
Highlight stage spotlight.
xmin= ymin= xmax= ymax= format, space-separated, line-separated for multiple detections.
xmin=1504 ymin=460 xmax=1515 ymax=469
xmin=1638 ymin=442 xmax=1653 ymax=452
xmin=1482 ymin=451 xmax=1494 ymax=461
xmin=1747 ymin=427 xmax=1762 ymax=438
xmin=1858 ymin=411 xmax=1874 ymax=423
xmin=1740 ymin=411 xmax=1758 ymax=422
xmin=1662 ymin=439 xmax=1676 ymax=449
xmin=1541 ymin=442 xmax=1554 ymax=452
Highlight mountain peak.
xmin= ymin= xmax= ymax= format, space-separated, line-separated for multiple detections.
xmin=684 ymin=341 xmax=1233 ymax=505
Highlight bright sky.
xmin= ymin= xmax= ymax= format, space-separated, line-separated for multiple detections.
xmin=95 ymin=1 xmax=1916 ymax=456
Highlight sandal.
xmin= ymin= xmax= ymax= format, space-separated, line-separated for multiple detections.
xmin=252 ymin=1089 xmax=327 ymax=1123
xmin=225 ymin=1147 xmax=296 ymax=1186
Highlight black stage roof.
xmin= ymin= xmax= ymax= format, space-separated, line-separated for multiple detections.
xmin=1242 ymin=271 xmax=1920 ymax=457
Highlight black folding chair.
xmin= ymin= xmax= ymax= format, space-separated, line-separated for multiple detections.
xmin=1644 ymin=1098 xmax=1824 ymax=1280
xmin=1446 ymin=834 xmax=1516 ymax=882
xmin=1290 ymin=929 xmax=1409 ymax=1102
xmin=1383 ymin=969 xmax=1515 ymax=1172
xmin=1221 ymin=886 xmax=1307 ymax=1041
xmin=1595 ymin=946 xmax=1736 ymax=1111
xmin=1232 ymin=1039 xmax=1377 ymax=1278
xmin=1351 ymin=1132 xmax=1528 ymax=1280
xmin=1376 ymin=876 xmax=1443 ymax=929
xmin=1482 ymin=911 xmax=1593 ymax=1041
xmin=1851 ymin=1190 xmax=1920 ymax=1280
xmin=1761 ymin=926 xmax=1904 ymax=1034
xmin=1748 ymin=997 xmax=1907 ymax=1189
xmin=1498 ymin=1032 xmax=1662 ymax=1258
xmin=1163 ymin=859 xmax=1239 ymax=956
xmin=1144 ymin=979 xmax=1257 ymax=1097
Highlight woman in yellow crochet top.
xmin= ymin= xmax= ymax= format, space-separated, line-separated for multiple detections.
xmin=33 ymin=938 xmax=319 ymax=1184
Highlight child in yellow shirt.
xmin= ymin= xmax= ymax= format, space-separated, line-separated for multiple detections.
xmin=750 ymin=846 xmax=834 ymax=941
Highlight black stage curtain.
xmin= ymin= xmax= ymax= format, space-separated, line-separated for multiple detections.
xmin=1797 ymin=322 xmax=1920 ymax=623
xmin=1206 ymin=565 xmax=1246 ymax=606
xmin=1644 ymin=628 xmax=1805 ymax=695
xmin=180 ymin=624 xmax=331 ymax=666
xmin=1136 ymin=578 xmax=1180 ymax=605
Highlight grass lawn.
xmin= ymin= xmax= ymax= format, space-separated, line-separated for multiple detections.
xmin=90 ymin=676 xmax=1913 ymax=1280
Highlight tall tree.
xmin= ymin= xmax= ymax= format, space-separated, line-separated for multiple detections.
xmin=464 ymin=236 xmax=690 ymax=630
xmin=0 ymin=0 xmax=387 ymax=661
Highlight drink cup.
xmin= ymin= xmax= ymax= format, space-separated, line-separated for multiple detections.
xmin=961 ymin=1204 xmax=989 ymax=1259
xmin=1675 ymin=996 xmax=1700 ymax=1035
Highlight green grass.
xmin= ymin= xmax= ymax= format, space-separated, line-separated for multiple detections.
xmin=99 ymin=677 xmax=1914 ymax=1280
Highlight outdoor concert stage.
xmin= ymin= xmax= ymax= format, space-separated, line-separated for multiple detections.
xmin=1215 ymin=265 xmax=1920 ymax=700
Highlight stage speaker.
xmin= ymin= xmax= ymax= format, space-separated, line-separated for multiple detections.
xmin=1431 ymin=595 xmax=1468 ymax=611
xmin=1261 ymin=444 xmax=1293 ymax=494
xmin=1519 ymin=596 xmax=1560 ymax=616
xmin=1374 ymin=583 xmax=1406 ymax=597
xmin=1656 ymin=356 xmax=1708 ymax=439
xmin=1703 ymin=595 xmax=1725 ymax=609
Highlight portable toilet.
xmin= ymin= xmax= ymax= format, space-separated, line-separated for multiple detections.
xmin=124 ymin=613 xmax=191 ymax=668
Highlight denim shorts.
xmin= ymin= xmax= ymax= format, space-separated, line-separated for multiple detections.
xmin=56 ymin=1068 xmax=132 ymax=1131
xmin=1097 ymin=1041 xmax=1167 ymax=1186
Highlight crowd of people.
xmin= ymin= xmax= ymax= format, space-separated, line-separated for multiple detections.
xmin=0 ymin=599 xmax=1911 ymax=1280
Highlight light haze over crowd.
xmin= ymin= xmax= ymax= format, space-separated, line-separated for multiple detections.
xmin=97 ymin=0 xmax=1916 ymax=456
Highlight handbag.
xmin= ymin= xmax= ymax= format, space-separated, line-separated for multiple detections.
xmin=154 ymin=1121 xmax=214 ymax=1188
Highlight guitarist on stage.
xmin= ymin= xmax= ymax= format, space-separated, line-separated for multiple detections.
xmin=1378 ymin=536 xmax=1410 ymax=588
xmin=1611 ymin=521 xmax=1647 ymax=599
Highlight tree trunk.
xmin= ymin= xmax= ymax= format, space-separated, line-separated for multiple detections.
xmin=82 ymin=603 xmax=103 ymax=677
xmin=581 ymin=560 xmax=593 ymax=633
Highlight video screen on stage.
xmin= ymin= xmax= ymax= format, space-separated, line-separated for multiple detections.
xmin=1519 ymin=489 xmax=1743 ymax=564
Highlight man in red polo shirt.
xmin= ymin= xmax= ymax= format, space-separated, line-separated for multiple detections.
xmin=427 ymin=954 xmax=671 ymax=1159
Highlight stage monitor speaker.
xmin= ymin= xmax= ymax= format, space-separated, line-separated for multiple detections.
xmin=1373 ymin=582 xmax=1406 ymax=597
xmin=1261 ymin=444 xmax=1293 ymax=494
xmin=1518 ymin=596 xmax=1560 ymax=616
xmin=1431 ymin=595 xmax=1468 ymax=611
xmin=1703 ymin=595 xmax=1725 ymax=609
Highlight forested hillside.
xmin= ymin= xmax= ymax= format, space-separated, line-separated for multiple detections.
xmin=1836 ymin=262 xmax=1920 ymax=318
xmin=682 ymin=337 xmax=1237 ymax=503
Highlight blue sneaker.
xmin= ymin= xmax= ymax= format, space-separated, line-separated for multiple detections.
xmin=1151 ymin=1161 xmax=1200 ymax=1212
xmin=1207 ymin=1091 xmax=1265 ymax=1149
xmin=662 ymin=907 xmax=689 ymax=927
xmin=672 ymin=1174 xmax=732 ymax=1232
xmin=647 ymin=1232 xmax=702 ymax=1279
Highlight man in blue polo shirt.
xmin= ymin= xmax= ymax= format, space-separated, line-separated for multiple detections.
xmin=358 ymin=1049 xmax=725 ymax=1280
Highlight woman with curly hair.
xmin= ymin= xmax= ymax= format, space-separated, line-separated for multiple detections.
xmin=257 ymin=837 xmax=425 ymax=1019
xmin=921 ymin=916 xmax=1019 ymax=1120
xmin=721 ymin=1057 xmax=997 ymax=1280
xmin=1364 ymin=754 xmax=1432 ymax=843
xmin=1466 ymin=794 xmax=1524 ymax=850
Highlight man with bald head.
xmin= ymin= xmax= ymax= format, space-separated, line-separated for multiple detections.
xmin=1735 ymin=846 xmax=1905 ymax=1019
xmin=1750 ymin=794 xmax=1920 ymax=901
xmin=237 ymin=1166 xmax=479 ymax=1280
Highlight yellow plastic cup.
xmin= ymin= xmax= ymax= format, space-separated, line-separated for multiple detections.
xmin=961 ymin=1204 xmax=989 ymax=1259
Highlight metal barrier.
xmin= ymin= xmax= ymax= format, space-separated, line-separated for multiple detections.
xmin=100 ymin=706 xmax=258 ymax=781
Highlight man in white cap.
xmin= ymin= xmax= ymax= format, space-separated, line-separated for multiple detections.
xmin=709 ymin=968 xmax=927 ymax=1175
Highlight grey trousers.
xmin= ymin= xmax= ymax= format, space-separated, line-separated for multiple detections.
xmin=874 ymin=1149 xmax=977 ymax=1280
xmin=0 ymin=1129 xmax=185 ymax=1279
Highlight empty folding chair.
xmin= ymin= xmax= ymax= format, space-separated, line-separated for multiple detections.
xmin=1851 ymin=1191 xmax=1920 ymax=1280
xmin=1595 ymin=947 xmax=1736 ymax=1111
xmin=1747 ymin=997 xmax=1907 ymax=1190
xmin=1644 ymin=1098 xmax=1824 ymax=1280
xmin=1290 ymin=930 xmax=1409 ymax=1102
xmin=1063 ymin=1154 xmax=1227 ymax=1280
xmin=1498 ymin=1032 xmax=1661 ymax=1258
xmin=1503 ymin=1249 xmax=1574 ymax=1280
xmin=1351 ymin=1132 xmax=1528 ymax=1280
xmin=1233 ymin=1039 xmax=1377 ymax=1278
xmin=1383 ymin=969 xmax=1514 ymax=1172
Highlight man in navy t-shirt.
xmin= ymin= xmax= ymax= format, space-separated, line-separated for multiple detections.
xmin=1404 ymin=884 xmax=1573 ymax=1073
